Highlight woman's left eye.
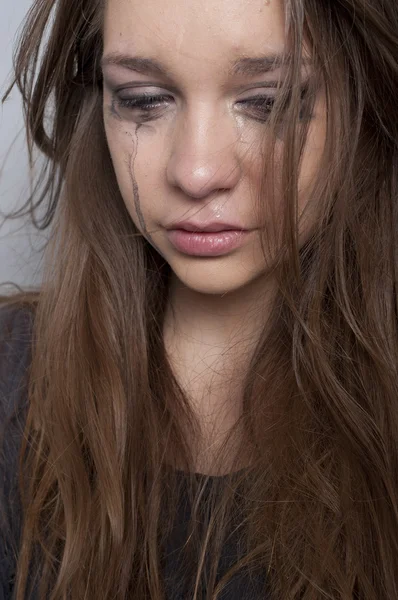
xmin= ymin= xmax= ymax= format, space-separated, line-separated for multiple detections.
xmin=236 ymin=95 xmax=276 ymax=122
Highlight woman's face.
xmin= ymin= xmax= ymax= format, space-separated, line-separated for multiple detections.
xmin=102 ymin=0 xmax=326 ymax=296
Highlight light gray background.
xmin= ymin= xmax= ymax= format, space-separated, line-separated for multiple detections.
xmin=0 ymin=0 xmax=47 ymax=290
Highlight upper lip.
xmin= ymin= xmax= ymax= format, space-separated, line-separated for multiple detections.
xmin=166 ymin=220 xmax=247 ymax=232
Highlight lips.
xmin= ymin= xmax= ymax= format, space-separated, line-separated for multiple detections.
xmin=166 ymin=228 xmax=250 ymax=256
xmin=166 ymin=220 xmax=246 ymax=233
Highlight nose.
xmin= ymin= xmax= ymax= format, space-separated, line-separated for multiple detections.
xmin=166 ymin=108 xmax=242 ymax=199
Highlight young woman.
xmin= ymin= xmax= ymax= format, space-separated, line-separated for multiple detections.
xmin=1 ymin=0 xmax=397 ymax=598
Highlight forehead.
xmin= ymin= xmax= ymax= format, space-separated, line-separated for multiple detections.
xmin=103 ymin=0 xmax=286 ymax=78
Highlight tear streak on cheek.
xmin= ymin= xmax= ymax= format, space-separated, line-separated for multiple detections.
xmin=128 ymin=125 xmax=167 ymax=260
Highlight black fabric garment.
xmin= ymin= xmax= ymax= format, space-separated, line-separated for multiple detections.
xmin=0 ymin=304 xmax=269 ymax=599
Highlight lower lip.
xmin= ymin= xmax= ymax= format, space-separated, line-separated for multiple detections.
xmin=166 ymin=229 xmax=250 ymax=256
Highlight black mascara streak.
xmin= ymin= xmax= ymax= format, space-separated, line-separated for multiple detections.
xmin=130 ymin=125 xmax=166 ymax=259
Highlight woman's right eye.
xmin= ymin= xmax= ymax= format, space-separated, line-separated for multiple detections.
xmin=113 ymin=93 xmax=173 ymax=121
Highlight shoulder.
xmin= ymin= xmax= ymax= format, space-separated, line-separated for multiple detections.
xmin=0 ymin=300 xmax=35 ymax=460
xmin=0 ymin=302 xmax=34 ymax=375
xmin=0 ymin=298 xmax=35 ymax=450
xmin=0 ymin=302 xmax=34 ymax=413
xmin=0 ymin=302 xmax=35 ymax=598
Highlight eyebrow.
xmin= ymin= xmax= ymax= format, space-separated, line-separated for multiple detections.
xmin=100 ymin=52 xmax=312 ymax=79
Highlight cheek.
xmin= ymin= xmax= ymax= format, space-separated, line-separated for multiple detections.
xmin=104 ymin=122 xmax=161 ymax=226
xmin=105 ymin=124 xmax=134 ymax=195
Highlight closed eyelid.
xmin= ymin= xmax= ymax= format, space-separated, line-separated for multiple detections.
xmin=103 ymin=76 xmax=181 ymax=96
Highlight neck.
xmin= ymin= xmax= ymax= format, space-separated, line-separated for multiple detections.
xmin=163 ymin=272 xmax=274 ymax=371
xmin=162 ymin=273 xmax=274 ymax=474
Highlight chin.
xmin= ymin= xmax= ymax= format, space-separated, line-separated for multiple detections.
xmin=171 ymin=268 xmax=259 ymax=297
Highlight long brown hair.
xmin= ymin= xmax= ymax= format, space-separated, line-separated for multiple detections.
xmin=1 ymin=0 xmax=398 ymax=598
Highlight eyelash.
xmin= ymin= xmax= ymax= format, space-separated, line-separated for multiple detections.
xmin=113 ymin=91 xmax=310 ymax=123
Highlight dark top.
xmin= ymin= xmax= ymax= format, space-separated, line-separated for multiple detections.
xmin=0 ymin=305 xmax=269 ymax=599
